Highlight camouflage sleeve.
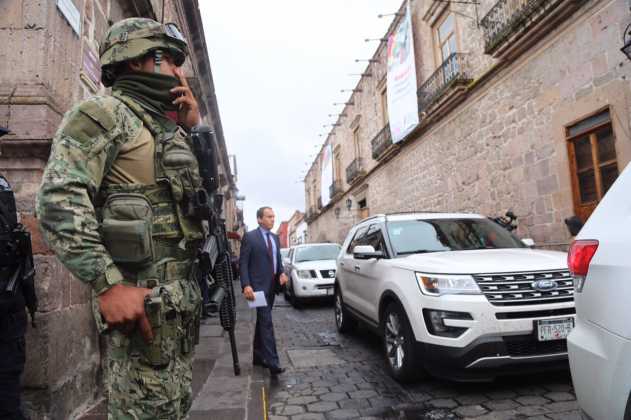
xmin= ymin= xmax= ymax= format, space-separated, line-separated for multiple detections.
xmin=36 ymin=96 xmax=142 ymax=295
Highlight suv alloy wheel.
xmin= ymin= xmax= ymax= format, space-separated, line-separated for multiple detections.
xmin=334 ymin=287 xmax=356 ymax=333
xmin=382 ymin=302 xmax=423 ymax=382
xmin=288 ymin=276 xmax=302 ymax=309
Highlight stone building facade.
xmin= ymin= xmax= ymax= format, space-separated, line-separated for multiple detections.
xmin=0 ymin=0 xmax=241 ymax=418
xmin=305 ymin=0 xmax=631 ymax=249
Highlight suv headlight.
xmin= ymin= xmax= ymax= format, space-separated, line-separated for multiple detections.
xmin=415 ymin=272 xmax=481 ymax=296
xmin=297 ymin=270 xmax=314 ymax=279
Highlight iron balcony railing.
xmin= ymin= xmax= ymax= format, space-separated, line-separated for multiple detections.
xmin=345 ymin=158 xmax=365 ymax=184
xmin=371 ymin=124 xmax=393 ymax=160
xmin=417 ymin=53 xmax=471 ymax=113
xmin=480 ymin=0 xmax=559 ymax=54
xmin=329 ymin=180 xmax=343 ymax=198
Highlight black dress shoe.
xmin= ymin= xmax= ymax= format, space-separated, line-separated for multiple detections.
xmin=269 ymin=366 xmax=285 ymax=375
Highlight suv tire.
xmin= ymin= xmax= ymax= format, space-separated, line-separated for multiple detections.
xmin=334 ymin=287 xmax=356 ymax=333
xmin=382 ymin=301 xmax=423 ymax=383
xmin=288 ymin=277 xmax=302 ymax=309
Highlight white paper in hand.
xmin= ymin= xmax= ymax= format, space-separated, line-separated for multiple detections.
xmin=247 ymin=291 xmax=268 ymax=308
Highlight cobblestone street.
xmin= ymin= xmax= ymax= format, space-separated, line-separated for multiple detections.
xmin=262 ymin=298 xmax=579 ymax=420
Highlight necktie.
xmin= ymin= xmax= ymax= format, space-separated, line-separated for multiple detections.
xmin=266 ymin=233 xmax=274 ymax=273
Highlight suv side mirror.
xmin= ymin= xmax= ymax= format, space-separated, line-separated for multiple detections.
xmin=353 ymin=245 xmax=384 ymax=260
xmin=522 ymin=238 xmax=535 ymax=247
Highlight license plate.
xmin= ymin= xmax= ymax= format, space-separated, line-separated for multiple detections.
xmin=536 ymin=317 xmax=575 ymax=341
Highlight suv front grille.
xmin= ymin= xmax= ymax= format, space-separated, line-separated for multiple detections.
xmin=473 ymin=270 xmax=573 ymax=306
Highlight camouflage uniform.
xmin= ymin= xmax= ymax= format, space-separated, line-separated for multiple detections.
xmin=36 ymin=18 xmax=204 ymax=420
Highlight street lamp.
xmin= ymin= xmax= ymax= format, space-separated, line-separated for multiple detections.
xmin=333 ymin=101 xmax=354 ymax=106
xmin=341 ymin=88 xmax=363 ymax=93
xmin=378 ymin=12 xmax=403 ymax=18
xmin=622 ymin=23 xmax=631 ymax=60
xmin=348 ymin=73 xmax=373 ymax=78
xmin=355 ymin=59 xmax=379 ymax=63
xmin=365 ymin=38 xmax=388 ymax=43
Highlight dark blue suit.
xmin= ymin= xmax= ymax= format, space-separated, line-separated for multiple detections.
xmin=239 ymin=228 xmax=284 ymax=369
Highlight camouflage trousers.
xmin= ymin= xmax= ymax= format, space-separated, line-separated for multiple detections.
xmin=104 ymin=331 xmax=194 ymax=420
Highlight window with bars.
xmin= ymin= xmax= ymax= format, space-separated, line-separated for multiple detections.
xmin=566 ymin=109 xmax=619 ymax=222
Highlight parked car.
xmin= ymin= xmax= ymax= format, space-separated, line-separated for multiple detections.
xmin=567 ymin=164 xmax=631 ymax=420
xmin=335 ymin=213 xmax=573 ymax=382
xmin=284 ymin=243 xmax=341 ymax=307
xmin=280 ymin=247 xmax=290 ymax=267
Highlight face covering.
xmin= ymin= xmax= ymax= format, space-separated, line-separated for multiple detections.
xmin=113 ymin=72 xmax=180 ymax=123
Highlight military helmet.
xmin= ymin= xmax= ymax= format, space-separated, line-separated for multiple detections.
xmin=100 ymin=17 xmax=188 ymax=86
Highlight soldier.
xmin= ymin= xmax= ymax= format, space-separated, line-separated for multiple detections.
xmin=36 ymin=18 xmax=205 ymax=419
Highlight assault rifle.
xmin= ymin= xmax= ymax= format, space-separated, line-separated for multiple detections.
xmin=190 ymin=126 xmax=240 ymax=376
xmin=0 ymin=175 xmax=37 ymax=326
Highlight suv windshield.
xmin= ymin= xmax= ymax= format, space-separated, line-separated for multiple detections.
xmin=387 ymin=218 xmax=526 ymax=255
xmin=295 ymin=244 xmax=341 ymax=262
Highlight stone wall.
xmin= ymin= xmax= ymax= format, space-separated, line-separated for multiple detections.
xmin=305 ymin=0 xmax=631 ymax=249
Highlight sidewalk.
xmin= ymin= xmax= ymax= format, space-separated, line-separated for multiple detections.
xmin=78 ymin=281 xmax=262 ymax=420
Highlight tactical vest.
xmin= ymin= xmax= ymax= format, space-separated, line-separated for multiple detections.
xmin=95 ymin=93 xmax=205 ymax=365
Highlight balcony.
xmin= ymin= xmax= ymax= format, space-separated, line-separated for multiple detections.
xmin=329 ymin=180 xmax=343 ymax=198
xmin=371 ymin=124 xmax=398 ymax=161
xmin=417 ymin=53 xmax=472 ymax=116
xmin=345 ymin=158 xmax=366 ymax=185
xmin=481 ymin=0 xmax=585 ymax=57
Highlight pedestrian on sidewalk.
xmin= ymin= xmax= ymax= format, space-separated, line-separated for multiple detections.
xmin=239 ymin=207 xmax=288 ymax=375
xmin=37 ymin=18 xmax=204 ymax=419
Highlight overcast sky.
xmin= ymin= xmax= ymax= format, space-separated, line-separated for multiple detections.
xmin=199 ymin=1 xmax=394 ymax=231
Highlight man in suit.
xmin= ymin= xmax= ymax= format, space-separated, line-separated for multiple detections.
xmin=239 ymin=207 xmax=288 ymax=375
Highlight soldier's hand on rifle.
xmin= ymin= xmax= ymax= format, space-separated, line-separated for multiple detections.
xmin=279 ymin=273 xmax=288 ymax=286
xmin=171 ymin=67 xmax=201 ymax=130
xmin=98 ymin=284 xmax=154 ymax=343
xmin=243 ymin=285 xmax=255 ymax=301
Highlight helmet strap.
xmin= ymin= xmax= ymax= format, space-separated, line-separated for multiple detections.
xmin=154 ymin=49 xmax=163 ymax=73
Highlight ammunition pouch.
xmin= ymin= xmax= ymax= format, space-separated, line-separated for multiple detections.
xmin=100 ymin=193 xmax=154 ymax=266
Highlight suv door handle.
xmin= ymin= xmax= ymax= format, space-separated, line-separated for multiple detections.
xmin=354 ymin=265 xmax=360 ymax=272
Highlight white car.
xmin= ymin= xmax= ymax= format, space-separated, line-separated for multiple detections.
xmin=284 ymin=243 xmax=341 ymax=307
xmin=567 ymin=164 xmax=631 ymax=420
xmin=335 ymin=213 xmax=573 ymax=382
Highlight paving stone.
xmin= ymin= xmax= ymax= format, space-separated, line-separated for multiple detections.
xmin=473 ymin=410 xmax=520 ymax=420
xmin=515 ymin=405 xmax=550 ymax=416
xmin=307 ymin=402 xmax=339 ymax=413
xmin=330 ymin=383 xmax=356 ymax=393
xmin=270 ymin=416 xmax=289 ymax=420
xmin=515 ymin=395 xmax=550 ymax=406
xmin=544 ymin=392 xmax=575 ymax=402
xmin=311 ymin=380 xmax=335 ymax=388
xmin=369 ymin=398 xmax=398 ymax=409
xmin=454 ymin=404 xmax=488 ymax=418
xmin=279 ymin=405 xmax=305 ymax=416
xmin=356 ymin=382 xmax=376 ymax=390
xmin=274 ymin=391 xmax=292 ymax=401
xmin=456 ymin=394 xmax=489 ymax=405
xmin=325 ymin=408 xmax=360 ymax=419
xmin=291 ymin=414 xmax=326 ymax=420
xmin=483 ymin=399 xmax=520 ymax=411
xmin=428 ymin=398 xmax=458 ymax=409
xmin=311 ymin=387 xmax=331 ymax=396
xmin=545 ymin=401 xmax=579 ymax=413
xmin=514 ymin=385 xmax=547 ymax=396
xmin=287 ymin=396 xmax=318 ymax=405
xmin=338 ymin=399 xmax=371 ymax=409
xmin=546 ymin=412 xmax=581 ymax=420
xmin=348 ymin=390 xmax=379 ymax=399
xmin=320 ymin=392 xmax=348 ymax=402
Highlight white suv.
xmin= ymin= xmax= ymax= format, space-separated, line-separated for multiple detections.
xmin=334 ymin=213 xmax=573 ymax=382
xmin=567 ymin=164 xmax=631 ymax=420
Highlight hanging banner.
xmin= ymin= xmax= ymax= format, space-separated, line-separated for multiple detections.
xmin=386 ymin=2 xmax=419 ymax=143
xmin=320 ymin=144 xmax=333 ymax=207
